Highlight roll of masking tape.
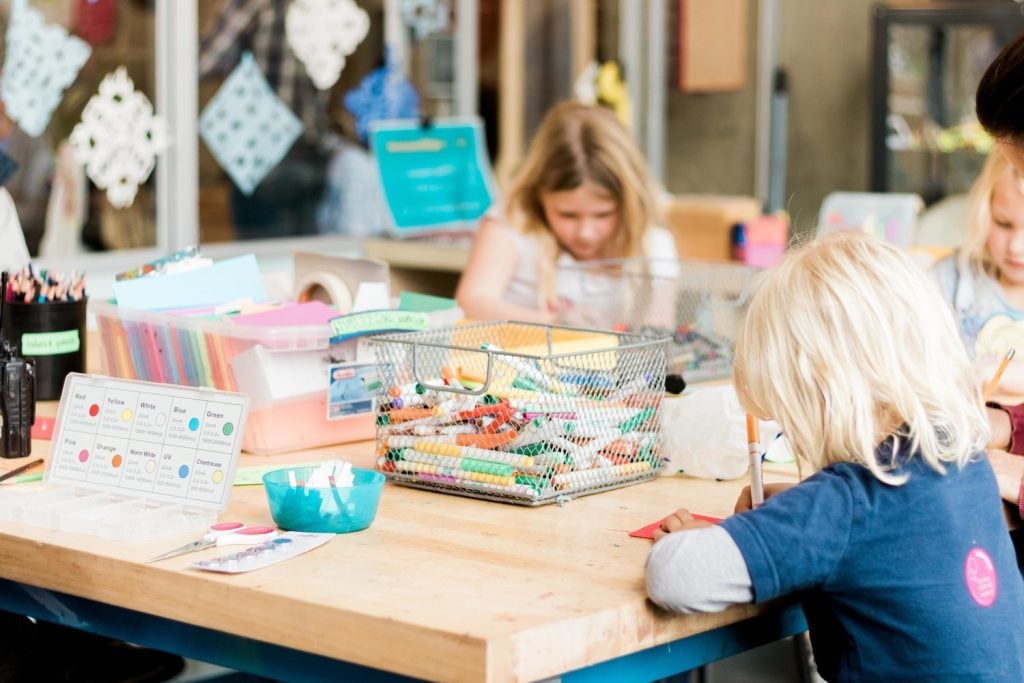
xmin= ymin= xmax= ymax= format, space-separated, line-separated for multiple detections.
xmin=295 ymin=271 xmax=353 ymax=314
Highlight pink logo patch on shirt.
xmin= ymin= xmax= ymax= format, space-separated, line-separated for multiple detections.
xmin=964 ymin=547 xmax=998 ymax=607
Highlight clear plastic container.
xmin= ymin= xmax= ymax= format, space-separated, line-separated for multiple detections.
xmin=92 ymin=300 xmax=375 ymax=454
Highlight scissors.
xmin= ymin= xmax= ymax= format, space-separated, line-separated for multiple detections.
xmin=146 ymin=522 xmax=277 ymax=563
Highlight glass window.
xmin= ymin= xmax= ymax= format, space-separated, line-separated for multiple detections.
xmin=1 ymin=0 xmax=157 ymax=258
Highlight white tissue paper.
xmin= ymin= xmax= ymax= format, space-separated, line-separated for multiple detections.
xmin=661 ymin=385 xmax=782 ymax=480
xmin=285 ymin=0 xmax=369 ymax=90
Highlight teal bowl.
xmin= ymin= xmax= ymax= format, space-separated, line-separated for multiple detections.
xmin=262 ymin=466 xmax=384 ymax=533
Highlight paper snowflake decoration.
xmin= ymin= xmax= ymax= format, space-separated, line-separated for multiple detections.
xmin=69 ymin=67 xmax=168 ymax=208
xmin=286 ymin=0 xmax=370 ymax=91
xmin=399 ymin=0 xmax=449 ymax=39
xmin=343 ymin=50 xmax=420 ymax=142
xmin=198 ymin=52 xmax=303 ymax=195
xmin=1 ymin=0 xmax=92 ymax=137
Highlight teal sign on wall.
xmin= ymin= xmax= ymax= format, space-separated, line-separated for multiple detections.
xmin=370 ymin=117 xmax=495 ymax=234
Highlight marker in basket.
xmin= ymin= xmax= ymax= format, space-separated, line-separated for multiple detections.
xmin=607 ymin=372 xmax=654 ymax=402
xmin=746 ymin=413 xmax=764 ymax=507
xmin=982 ymin=348 xmax=1015 ymax=403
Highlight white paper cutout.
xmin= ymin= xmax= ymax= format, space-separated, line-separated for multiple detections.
xmin=198 ymin=52 xmax=303 ymax=195
xmin=69 ymin=67 xmax=168 ymax=209
xmin=399 ymin=0 xmax=449 ymax=39
xmin=1 ymin=0 xmax=92 ymax=137
xmin=285 ymin=0 xmax=370 ymax=91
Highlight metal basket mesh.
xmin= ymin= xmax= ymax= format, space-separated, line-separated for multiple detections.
xmin=556 ymin=258 xmax=760 ymax=381
xmin=372 ymin=322 xmax=668 ymax=505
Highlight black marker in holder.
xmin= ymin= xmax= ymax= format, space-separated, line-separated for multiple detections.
xmin=0 ymin=271 xmax=34 ymax=458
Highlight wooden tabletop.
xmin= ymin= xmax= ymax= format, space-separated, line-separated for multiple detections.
xmin=0 ymin=419 xmax=798 ymax=683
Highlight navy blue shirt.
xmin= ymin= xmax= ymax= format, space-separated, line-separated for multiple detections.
xmin=721 ymin=446 xmax=1024 ymax=682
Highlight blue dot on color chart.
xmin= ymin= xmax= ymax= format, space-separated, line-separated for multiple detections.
xmin=188 ymin=417 xmax=200 ymax=431
xmin=178 ymin=465 xmax=190 ymax=478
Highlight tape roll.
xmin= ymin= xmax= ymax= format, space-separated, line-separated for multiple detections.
xmin=295 ymin=271 xmax=353 ymax=314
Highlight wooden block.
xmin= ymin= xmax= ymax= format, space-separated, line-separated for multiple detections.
xmin=677 ymin=0 xmax=748 ymax=93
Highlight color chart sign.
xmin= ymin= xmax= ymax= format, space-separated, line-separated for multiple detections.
xmin=47 ymin=374 xmax=249 ymax=510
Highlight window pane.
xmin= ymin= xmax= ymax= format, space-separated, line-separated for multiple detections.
xmin=1 ymin=0 xmax=157 ymax=258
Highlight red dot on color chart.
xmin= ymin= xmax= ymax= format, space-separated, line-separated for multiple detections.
xmin=89 ymin=404 xmax=99 ymax=417
xmin=78 ymin=449 xmax=89 ymax=463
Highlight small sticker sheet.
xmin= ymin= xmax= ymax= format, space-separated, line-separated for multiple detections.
xmin=2 ymin=0 xmax=92 ymax=137
xmin=191 ymin=532 xmax=334 ymax=574
xmin=343 ymin=49 xmax=420 ymax=143
xmin=199 ymin=52 xmax=303 ymax=195
xmin=285 ymin=0 xmax=370 ymax=90
xmin=69 ymin=66 xmax=169 ymax=208
xmin=399 ymin=0 xmax=450 ymax=39
xmin=327 ymin=363 xmax=378 ymax=420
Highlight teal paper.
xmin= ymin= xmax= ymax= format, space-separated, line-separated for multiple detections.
xmin=199 ymin=52 xmax=303 ymax=195
xmin=369 ymin=117 xmax=495 ymax=233
xmin=112 ymin=255 xmax=267 ymax=311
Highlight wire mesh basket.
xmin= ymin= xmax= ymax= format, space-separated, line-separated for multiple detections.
xmin=555 ymin=258 xmax=760 ymax=381
xmin=372 ymin=322 xmax=668 ymax=505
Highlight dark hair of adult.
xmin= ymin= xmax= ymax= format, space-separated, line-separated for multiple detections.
xmin=977 ymin=31 xmax=1024 ymax=141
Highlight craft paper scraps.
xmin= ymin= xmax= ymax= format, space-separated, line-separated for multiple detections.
xmin=1 ymin=0 xmax=92 ymax=137
xmin=198 ymin=52 xmax=303 ymax=195
xmin=286 ymin=0 xmax=370 ymax=90
xmin=399 ymin=0 xmax=450 ymax=39
xmin=343 ymin=50 xmax=420 ymax=142
xmin=73 ymin=0 xmax=118 ymax=46
xmin=69 ymin=67 xmax=168 ymax=209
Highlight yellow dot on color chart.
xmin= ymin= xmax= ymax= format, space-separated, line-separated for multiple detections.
xmin=212 ymin=470 xmax=223 ymax=484
xmin=121 ymin=409 xmax=132 ymax=422
xmin=146 ymin=460 xmax=156 ymax=473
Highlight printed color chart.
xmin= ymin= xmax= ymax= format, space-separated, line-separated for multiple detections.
xmin=48 ymin=374 xmax=249 ymax=509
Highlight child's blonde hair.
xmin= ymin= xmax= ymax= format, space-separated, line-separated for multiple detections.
xmin=734 ymin=232 xmax=989 ymax=483
xmin=503 ymin=101 xmax=660 ymax=307
xmin=960 ymin=149 xmax=1024 ymax=277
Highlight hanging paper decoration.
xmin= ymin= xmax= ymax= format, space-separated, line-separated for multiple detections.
xmin=0 ymin=148 xmax=18 ymax=187
xmin=343 ymin=49 xmax=420 ymax=143
xmin=285 ymin=0 xmax=370 ymax=90
xmin=73 ymin=0 xmax=118 ymax=47
xmin=573 ymin=61 xmax=599 ymax=106
xmin=69 ymin=67 xmax=168 ymax=209
xmin=399 ymin=0 xmax=449 ymax=39
xmin=198 ymin=52 xmax=303 ymax=195
xmin=1 ymin=0 xmax=92 ymax=137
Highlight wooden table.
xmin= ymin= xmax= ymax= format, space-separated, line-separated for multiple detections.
xmin=0 ymin=428 xmax=804 ymax=683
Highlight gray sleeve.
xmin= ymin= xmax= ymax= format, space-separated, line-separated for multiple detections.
xmin=645 ymin=526 xmax=754 ymax=613
xmin=929 ymin=255 xmax=959 ymax=307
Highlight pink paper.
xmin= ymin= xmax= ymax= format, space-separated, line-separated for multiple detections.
xmin=228 ymin=301 xmax=340 ymax=327
xmin=629 ymin=513 xmax=722 ymax=540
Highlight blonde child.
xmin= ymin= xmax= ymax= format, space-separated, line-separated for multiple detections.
xmin=455 ymin=101 xmax=677 ymax=323
xmin=933 ymin=150 xmax=1024 ymax=393
xmin=646 ymin=233 xmax=1024 ymax=681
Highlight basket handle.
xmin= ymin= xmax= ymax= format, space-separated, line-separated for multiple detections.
xmin=411 ymin=345 xmax=494 ymax=396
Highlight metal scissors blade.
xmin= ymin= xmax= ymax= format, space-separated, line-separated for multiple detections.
xmin=146 ymin=538 xmax=214 ymax=563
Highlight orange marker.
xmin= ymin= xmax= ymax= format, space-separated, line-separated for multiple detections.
xmin=746 ymin=414 xmax=764 ymax=507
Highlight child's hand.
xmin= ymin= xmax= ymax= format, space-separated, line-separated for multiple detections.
xmin=734 ymin=482 xmax=795 ymax=512
xmin=652 ymin=508 xmax=713 ymax=540
xmin=986 ymin=449 xmax=1024 ymax=507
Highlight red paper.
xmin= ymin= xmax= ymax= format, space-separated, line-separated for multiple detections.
xmin=629 ymin=513 xmax=722 ymax=539
xmin=31 ymin=416 xmax=55 ymax=441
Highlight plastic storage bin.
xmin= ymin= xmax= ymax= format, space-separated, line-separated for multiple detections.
xmin=556 ymin=258 xmax=760 ymax=381
xmin=372 ymin=321 xmax=668 ymax=505
xmin=91 ymin=301 xmax=374 ymax=454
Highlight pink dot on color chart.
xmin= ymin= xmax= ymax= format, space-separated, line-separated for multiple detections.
xmin=89 ymin=404 xmax=99 ymax=417
xmin=78 ymin=449 xmax=90 ymax=463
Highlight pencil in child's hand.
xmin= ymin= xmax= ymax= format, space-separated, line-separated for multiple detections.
xmin=746 ymin=413 xmax=764 ymax=507
xmin=982 ymin=348 xmax=1016 ymax=403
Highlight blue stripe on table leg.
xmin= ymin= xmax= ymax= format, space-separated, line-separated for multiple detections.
xmin=560 ymin=603 xmax=808 ymax=683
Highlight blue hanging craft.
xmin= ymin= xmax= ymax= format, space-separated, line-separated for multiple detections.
xmin=343 ymin=50 xmax=420 ymax=143
xmin=198 ymin=52 xmax=304 ymax=195
xmin=1 ymin=0 xmax=92 ymax=137
xmin=0 ymin=148 xmax=18 ymax=187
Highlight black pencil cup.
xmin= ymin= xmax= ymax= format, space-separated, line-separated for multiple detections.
xmin=2 ymin=298 xmax=87 ymax=400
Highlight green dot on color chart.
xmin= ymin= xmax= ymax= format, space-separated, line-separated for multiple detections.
xmin=222 ymin=422 xmax=234 ymax=436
